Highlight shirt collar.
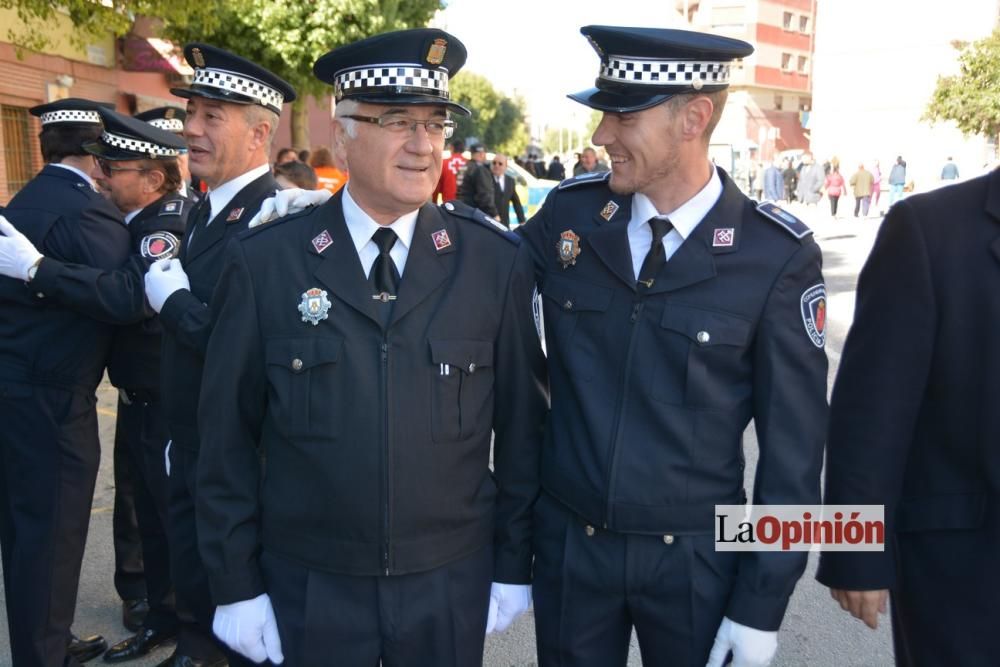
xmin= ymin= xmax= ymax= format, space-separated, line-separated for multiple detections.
xmin=342 ymin=184 xmax=419 ymax=254
xmin=630 ymin=167 xmax=723 ymax=239
xmin=207 ymin=163 xmax=270 ymax=221
xmin=52 ymin=162 xmax=95 ymax=189
xmin=123 ymin=208 xmax=142 ymax=225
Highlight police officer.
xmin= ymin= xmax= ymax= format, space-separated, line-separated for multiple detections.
xmin=517 ymin=27 xmax=828 ymax=667
xmin=135 ymin=107 xmax=200 ymax=201
xmin=0 ymin=98 xmax=129 ymax=667
xmin=143 ymin=43 xmax=295 ymax=667
xmin=194 ymin=29 xmax=547 ymax=667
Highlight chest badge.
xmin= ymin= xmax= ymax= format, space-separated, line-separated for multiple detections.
xmin=713 ymin=228 xmax=735 ymax=247
xmin=298 ymin=287 xmax=331 ymax=326
xmin=311 ymin=229 xmax=333 ymax=254
xmin=557 ymin=230 xmax=582 ymax=269
xmin=599 ymin=200 xmax=619 ymax=221
xmin=431 ymin=228 xmax=452 ymax=251
xmin=226 ymin=207 xmax=244 ymax=223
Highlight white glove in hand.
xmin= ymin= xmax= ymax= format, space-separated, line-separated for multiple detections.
xmin=0 ymin=216 xmax=44 ymax=281
xmin=248 ymin=188 xmax=332 ymax=228
xmin=164 ymin=440 xmax=171 ymax=477
xmin=144 ymin=258 xmax=190 ymax=313
xmin=705 ymin=617 xmax=777 ymax=667
xmin=213 ymin=593 xmax=284 ymax=664
xmin=485 ymin=582 xmax=531 ymax=634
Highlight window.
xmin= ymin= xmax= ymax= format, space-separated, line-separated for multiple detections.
xmin=774 ymin=95 xmax=784 ymax=110
xmin=799 ymin=15 xmax=810 ymax=33
xmin=783 ymin=12 xmax=794 ymax=30
xmin=798 ymin=55 xmax=808 ymax=73
xmin=2 ymin=105 xmax=34 ymax=198
xmin=781 ymin=53 xmax=793 ymax=71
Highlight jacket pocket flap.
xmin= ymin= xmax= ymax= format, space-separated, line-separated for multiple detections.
xmin=540 ymin=275 xmax=613 ymax=312
xmin=896 ymin=493 xmax=986 ymax=532
xmin=429 ymin=339 xmax=493 ymax=372
xmin=265 ymin=337 xmax=342 ymax=372
xmin=660 ymin=303 xmax=752 ymax=346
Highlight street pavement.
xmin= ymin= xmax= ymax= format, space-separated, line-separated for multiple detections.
xmin=0 ymin=202 xmax=897 ymax=666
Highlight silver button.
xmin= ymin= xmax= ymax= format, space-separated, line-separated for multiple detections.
xmin=468 ymin=363 xmax=476 ymax=374
xmin=696 ymin=331 xmax=710 ymax=344
xmin=444 ymin=202 xmax=455 ymax=211
xmin=663 ymin=534 xmax=674 ymax=545
xmin=291 ymin=358 xmax=304 ymax=371
xmin=35 ymin=292 xmax=45 ymax=299
xmin=563 ymin=300 xmax=573 ymax=310
xmin=584 ymin=525 xmax=595 ymax=537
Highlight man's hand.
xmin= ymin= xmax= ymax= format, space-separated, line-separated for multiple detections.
xmin=0 ymin=216 xmax=44 ymax=281
xmin=485 ymin=582 xmax=531 ymax=634
xmin=829 ymin=588 xmax=888 ymax=629
xmin=144 ymin=258 xmax=190 ymax=313
xmin=213 ymin=593 xmax=284 ymax=664
xmin=248 ymin=188 xmax=332 ymax=228
xmin=705 ymin=617 xmax=778 ymax=667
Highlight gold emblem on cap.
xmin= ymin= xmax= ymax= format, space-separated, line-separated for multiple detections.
xmin=427 ymin=38 xmax=447 ymax=65
xmin=191 ymin=47 xmax=205 ymax=68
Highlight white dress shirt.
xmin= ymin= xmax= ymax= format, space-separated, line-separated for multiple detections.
xmin=205 ymin=163 xmax=271 ymax=224
xmin=342 ymin=185 xmax=419 ymax=279
xmin=626 ymin=167 xmax=723 ymax=280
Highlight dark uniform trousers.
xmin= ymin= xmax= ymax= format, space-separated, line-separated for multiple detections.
xmin=519 ymin=168 xmax=827 ymax=667
xmin=112 ymin=433 xmax=146 ymax=602
xmin=0 ymin=165 xmax=132 ymax=666
xmin=158 ymin=173 xmax=279 ymax=665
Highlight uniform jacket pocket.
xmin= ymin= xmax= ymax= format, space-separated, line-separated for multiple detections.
xmin=428 ymin=339 xmax=494 ymax=443
xmin=265 ymin=336 xmax=342 ymax=439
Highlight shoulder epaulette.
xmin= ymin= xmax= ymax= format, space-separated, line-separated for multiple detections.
xmin=440 ymin=200 xmax=519 ymax=244
xmin=158 ymin=197 xmax=186 ymax=217
xmin=557 ymin=170 xmax=611 ymax=190
xmin=755 ymin=201 xmax=813 ymax=239
xmin=240 ymin=204 xmax=317 ymax=239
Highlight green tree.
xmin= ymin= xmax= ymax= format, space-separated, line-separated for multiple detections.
xmin=164 ymin=0 xmax=443 ymax=149
xmin=924 ymin=29 xmax=1000 ymax=143
xmin=449 ymin=71 xmax=529 ymax=157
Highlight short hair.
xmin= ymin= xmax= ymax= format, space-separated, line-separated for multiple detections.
xmin=663 ymin=89 xmax=728 ymax=143
xmin=40 ymin=124 xmax=103 ymax=163
xmin=298 ymin=149 xmax=311 ymax=162
xmin=333 ymin=99 xmax=361 ymax=139
xmin=276 ymin=147 xmax=298 ymax=163
xmin=274 ymin=161 xmax=318 ymax=190
xmin=451 ymin=138 xmax=465 ymax=153
xmin=244 ymin=105 xmax=280 ymax=156
xmin=309 ymin=147 xmax=335 ymax=168
xmin=138 ymin=157 xmax=182 ymax=194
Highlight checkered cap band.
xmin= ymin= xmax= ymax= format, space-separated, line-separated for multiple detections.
xmin=39 ymin=110 xmax=102 ymax=125
xmin=599 ymin=55 xmax=730 ymax=86
xmin=334 ymin=65 xmax=449 ymax=99
xmin=193 ymin=67 xmax=285 ymax=110
xmin=101 ymin=130 xmax=182 ymax=157
xmin=147 ymin=118 xmax=184 ymax=132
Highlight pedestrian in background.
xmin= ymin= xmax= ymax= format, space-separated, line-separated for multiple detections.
xmin=763 ymin=160 xmax=783 ymax=201
xmin=274 ymin=147 xmax=298 ymax=165
xmin=850 ymin=162 xmax=874 ymax=217
xmin=796 ymin=153 xmax=825 ymax=206
xmin=546 ymin=155 xmax=566 ymax=181
xmin=888 ymin=155 xmax=906 ymax=206
xmin=572 ymin=147 xmax=609 ymax=176
xmin=940 ymin=156 xmax=959 ymax=181
xmin=490 ymin=153 xmax=526 ymax=227
xmin=458 ymin=143 xmax=498 ymax=218
xmin=274 ymin=160 xmax=318 ymax=190
xmin=870 ymin=159 xmax=882 ymax=214
xmin=309 ymin=146 xmax=348 ymax=194
xmin=433 ymin=138 xmax=467 ymax=203
xmin=825 ymin=164 xmax=846 ymax=216
xmin=782 ymin=158 xmax=798 ymax=202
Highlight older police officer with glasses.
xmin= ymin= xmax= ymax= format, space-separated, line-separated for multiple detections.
xmin=195 ymin=28 xmax=547 ymax=667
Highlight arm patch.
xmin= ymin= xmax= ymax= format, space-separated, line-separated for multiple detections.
xmin=141 ymin=231 xmax=181 ymax=259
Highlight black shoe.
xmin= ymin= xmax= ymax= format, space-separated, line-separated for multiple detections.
xmin=154 ymin=651 xmax=228 ymax=667
xmin=67 ymin=634 xmax=109 ymax=664
xmin=103 ymin=627 xmax=178 ymax=663
xmin=122 ymin=599 xmax=150 ymax=633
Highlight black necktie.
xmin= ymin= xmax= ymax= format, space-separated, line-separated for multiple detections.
xmin=638 ymin=216 xmax=673 ymax=289
xmin=370 ymin=227 xmax=399 ymax=303
xmin=184 ymin=199 xmax=211 ymax=255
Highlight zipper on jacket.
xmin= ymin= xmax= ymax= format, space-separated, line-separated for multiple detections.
xmin=603 ymin=300 xmax=644 ymax=528
xmin=381 ymin=340 xmax=391 ymax=576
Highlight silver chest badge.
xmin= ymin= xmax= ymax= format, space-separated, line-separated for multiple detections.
xmin=298 ymin=287 xmax=331 ymax=326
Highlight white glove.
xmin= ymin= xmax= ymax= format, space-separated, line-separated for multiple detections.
xmin=705 ymin=617 xmax=777 ymax=667
xmin=144 ymin=257 xmax=190 ymax=313
xmin=485 ymin=582 xmax=531 ymax=634
xmin=248 ymin=188 xmax=332 ymax=228
xmin=164 ymin=440 xmax=171 ymax=477
xmin=213 ymin=593 xmax=284 ymax=664
xmin=0 ymin=216 xmax=43 ymax=281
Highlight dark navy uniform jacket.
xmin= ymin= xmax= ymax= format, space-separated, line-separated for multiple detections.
xmin=158 ymin=171 xmax=277 ymax=450
xmin=195 ymin=192 xmax=547 ymax=604
xmin=0 ymin=165 xmax=130 ymax=393
xmin=817 ymin=171 xmax=1000 ymax=664
xmin=518 ymin=168 xmax=828 ymax=630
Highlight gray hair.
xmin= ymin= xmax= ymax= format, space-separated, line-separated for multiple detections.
xmin=243 ymin=104 xmax=280 ymax=156
xmin=333 ymin=99 xmax=361 ymax=139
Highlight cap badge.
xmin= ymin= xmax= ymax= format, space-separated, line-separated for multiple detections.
xmin=713 ymin=228 xmax=735 ymax=247
xmin=226 ymin=207 xmax=244 ymax=223
xmin=298 ymin=287 xmax=332 ymax=326
xmin=426 ymin=38 xmax=447 ymax=65
xmin=431 ymin=229 xmax=452 ymax=251
xmin=599 ymin=200 xmax=619 ymax=221
xmin=311 ymin=229 xmax=333 ymax=254
xmin=557 ymin=230 xmax=582 ymax=269
xmin=191 ymin=47 xmax=205 ymax=68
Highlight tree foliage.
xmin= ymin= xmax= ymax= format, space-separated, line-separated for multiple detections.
xmin=924 ymin=28 xmax=1000 ymax=142
xmin=449 ymin=71 xmax=528 ymax=157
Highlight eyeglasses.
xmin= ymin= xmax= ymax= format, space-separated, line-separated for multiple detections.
xmin=492 ymin=161 xmax=506 ymax=167
xmin=97 ymin=159 xmax=148 ymax=179
xmin=343 ymin=114 xmax=455 ymax=139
